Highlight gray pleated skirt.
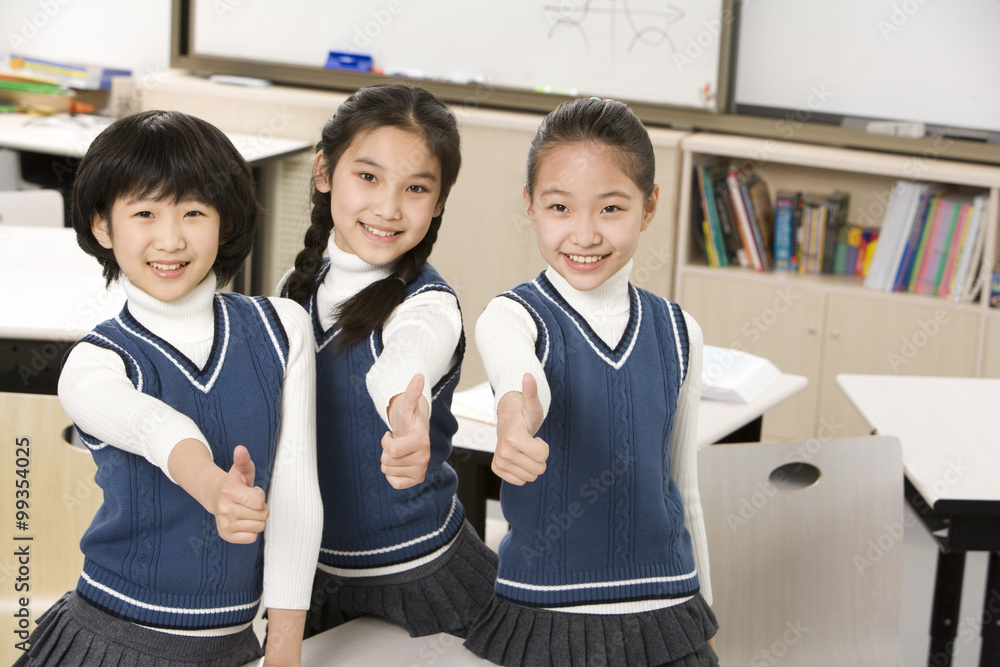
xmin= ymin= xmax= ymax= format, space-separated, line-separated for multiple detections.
xmin=463 ymin=592 xmax=719 ymax=667
xmin=305 ymin=520 xmax=499 ymax=639
xmin=13 ymin=591 xmax=262 ymax=666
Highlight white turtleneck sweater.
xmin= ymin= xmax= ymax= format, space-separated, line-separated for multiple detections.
xmin=475 ymin=261 xmax=712 ymax=606
xmin=58 ymin=273 xmax=322 ymax=617
xmin=280 ymin=234 xmax=463 ymax=423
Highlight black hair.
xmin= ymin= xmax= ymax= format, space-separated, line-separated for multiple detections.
xmin=71 ymin=109 xmax=262 ymax=287
xmin=284 ymin=83 xmax=461 ymax=348
xmin=525 ymin=97 xmax=655 ymax=200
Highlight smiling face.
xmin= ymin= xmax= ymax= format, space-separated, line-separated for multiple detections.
xmin=527 ymin=141 xmax=658 ymax=291
xmin=92 ymin=196 xmax=220 ymax=302
xmin=317 ymin=125 xmax=444 ymax=267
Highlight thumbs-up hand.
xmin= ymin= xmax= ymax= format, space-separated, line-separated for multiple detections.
xmin=381 ymin=374 xmax=431 ymax=490
xmin=213 ymin=445 xmax=269 ymax=544
xmin=492 ymin=373 xmax=549 ymax=486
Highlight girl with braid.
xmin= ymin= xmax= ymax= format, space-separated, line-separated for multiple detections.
xmin=464 ymin=98 xmax=718 ymax=666
xmin=280 ymin=84 xmax=498 ymax=640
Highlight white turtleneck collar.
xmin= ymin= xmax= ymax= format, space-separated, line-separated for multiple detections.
xmin=542 ymin=260 xmax=633 ymax=347
xmin=121 ymin=272 xmax=218 ymax=365
xmin=316 ymin=232 xmax=396 ymax=329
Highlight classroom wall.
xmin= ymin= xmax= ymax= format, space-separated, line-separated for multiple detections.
xmin=0 ymin=1 xmax=172 ymax=77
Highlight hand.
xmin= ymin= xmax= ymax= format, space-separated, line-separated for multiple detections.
xmin=212 ymin=445 xmax=269 ymax=544
xmin=381 ymin=374 xmax=431 ymax=489
xmin=492 ymin=373 xmax=549 ymax=485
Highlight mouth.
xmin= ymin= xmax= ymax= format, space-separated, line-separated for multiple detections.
xmin=360 ymin=222 xmax=401 ymax=238
xmin=148 ymin=261 xmax=190 ymax=271
xmin=564 ymin=253 xmax=609 ymax=265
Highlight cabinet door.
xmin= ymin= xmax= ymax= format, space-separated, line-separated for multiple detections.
xmin=983 ymin=313 xmax=1000 ymax=378
xmin=820 ymin=294 xmax=981 ymax=437
xmin=680 ymin=273 xmax=825 ymax=441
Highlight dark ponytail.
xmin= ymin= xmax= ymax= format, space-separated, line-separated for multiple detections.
xmin=284 ymin=84 xmax=461 ymax=348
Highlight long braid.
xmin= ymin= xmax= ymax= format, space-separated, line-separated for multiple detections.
xmin=284 ymin=185 xmax=333 ymax=305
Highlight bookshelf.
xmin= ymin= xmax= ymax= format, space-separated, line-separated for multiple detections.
xmin=672 ymin=133 xmax=1000 ymax=441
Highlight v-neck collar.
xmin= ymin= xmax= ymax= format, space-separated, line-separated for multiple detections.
xmin=532 ymin=272 xmax=642 ymax=369
xmin=117 ymin=295 xmax=230 ymax=393
xmin=309 ymin=259 xmax=343 ymax=351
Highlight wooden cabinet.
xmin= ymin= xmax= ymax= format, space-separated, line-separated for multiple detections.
xmin=674 ymin=134 xmax=1000 ymax=441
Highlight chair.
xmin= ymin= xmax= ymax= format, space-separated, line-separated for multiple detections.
xmin=0 ymin=392 xmax=103 ymax=666
xmin=698 ymin=436 xmax=904 ymax=666
xmin=0 ymin=189 xmax=65 ymax=227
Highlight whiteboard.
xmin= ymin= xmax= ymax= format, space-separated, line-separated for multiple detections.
xmin=733 ymin=0 xmax=1000 ymax=135
xmin=191 ymin=0 xmax=725 ymax=111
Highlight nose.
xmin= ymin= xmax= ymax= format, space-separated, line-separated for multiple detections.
xmin=154 ymin=215 xmax=186 ymax=252
xmin=372 ymin=188 xmax=402 ymax=221
xmin=571 ymin=214 xmax=601 ymax=247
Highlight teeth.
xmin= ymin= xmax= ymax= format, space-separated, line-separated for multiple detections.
xmin=149 ymin=262 xmax=187 ymax=270
xmin=567 ymin=254 xmax=607 ymax=264
xmin=361 ymin=222 xmax=398 ymax=238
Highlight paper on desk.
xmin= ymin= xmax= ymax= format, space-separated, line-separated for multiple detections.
xmin=451 ymin=381 xmax=497 ymax=424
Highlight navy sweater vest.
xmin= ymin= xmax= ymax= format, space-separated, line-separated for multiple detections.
xmin=300 ymin=261 xmax=465 ymax=569
xmin=495 ymin=273 xmax=698 ymax=608
xmin=70 ymin=294 xmax=288 ymax=629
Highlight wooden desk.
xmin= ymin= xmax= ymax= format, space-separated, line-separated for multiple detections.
xmin=449 ymin=374 xmax=809 ymax=538
xmin=837 ymin=374 xmax=1000 ymax=667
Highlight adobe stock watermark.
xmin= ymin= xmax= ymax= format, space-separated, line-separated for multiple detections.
xmin=7 ymin=0 xmax=74 ymax=50
xmin=877 ymin=0 xmax=932 ymax=40
xmin=886 ymin=310 xmax=949 ymax=372
xmin=738 ymin=287 xmax=800 ymax=344
xmin=351 ymin=1 xmax=403 ymax=50
xmin=750 ymin=619 xmax=811 ymax=666
xmin=672 ymin=0 xmax=748 ymax=73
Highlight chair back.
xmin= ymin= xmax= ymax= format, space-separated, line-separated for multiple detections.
xmin=698 ymin=436 xmax=904 ymax=666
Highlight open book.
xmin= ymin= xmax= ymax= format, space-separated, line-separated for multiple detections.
xmin=702 ymin=346 xmax=781 ymax=403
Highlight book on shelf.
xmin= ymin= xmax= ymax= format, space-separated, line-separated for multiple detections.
xmin=726 ymin=164 xmax=767 ymax=271
xmin=773 ymin=190 xmax=802 ymax=271
xmin=863 ymin=182 xmax=987 ymax=301
xmin=9 ymin=54 xmax=130 ymax=91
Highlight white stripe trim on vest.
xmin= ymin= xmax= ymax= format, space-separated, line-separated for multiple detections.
xmin=497 ymin=568 xmax=697 ymax=592
xmin=117 ymin=297 xmax=230 ymax=394
xmin=80 ymin=572 xmax=261 ymax=615
xmin=251 ymin=298 xmax=286 ymax=374
xmin=501 ymin=289 xmax=550 ymax=367
xmin=665 ymin=304 xmax=686 ymax=391
xmin=320 ymin=496 xmax=459 ymax=557
xmin=532 ymin=279 xmax=641 ymax=370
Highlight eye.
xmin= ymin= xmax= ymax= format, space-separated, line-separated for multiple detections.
xmin=602 ymin=205 xmax=622 ymax=213
xmin=184 ymin=209 xmax=205 ymax=217
xmin=135 ymin=210 xmax=154 ymax=218
xmin=407 ymin=184 xmax=429 ymax=193
xmin=359 ymin=172 xmax=377 ymax=183
xmin=549 ymin=204 xmax=568 ymax=213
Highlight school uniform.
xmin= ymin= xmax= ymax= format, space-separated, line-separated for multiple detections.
xmin=16 ymin=274 xmax=322 ymax=667
xmin=465 ymin=263 xmax=717 ymax=667
xmin=285 ymin=237 xmax=497 ymax=639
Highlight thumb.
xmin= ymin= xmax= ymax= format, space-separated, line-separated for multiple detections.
xmin=231 ymin=445 xmax=255 ymax=487
xmin=400 ymin=373 xmax=425 ymax=416
xmin=521 ymin=373 xmax=539 ymax=403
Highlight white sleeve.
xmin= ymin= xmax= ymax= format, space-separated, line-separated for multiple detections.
xmin=366 ymin=290 xmax=463 ymax=427
xmin=261 ymin=297 xmax=323 ymax=611
xmin=58 ymin=342 xmax=211 ymax=481
xmin=667 ymin=311 xmax=711 ymax=606
xmin=474 ymin=296 xmax=552 ymax=420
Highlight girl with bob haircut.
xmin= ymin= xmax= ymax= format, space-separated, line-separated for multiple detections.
xmin=281 ymin=83 xmax=498 ymax=639
xmin=16 ymin=110 xmax=322 ymax=667
xmin=464 ymin=97 xmax=718 ymax=666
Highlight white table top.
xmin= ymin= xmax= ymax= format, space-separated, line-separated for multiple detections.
xmin=838 ymin=373 xmax=1000 ymax=508
xmin=0 ymin=112 xmax=311 ymax=164
xmin=0 ymin=225 xmax=125 ymax=339
xmin=244 ymin=615 xmax=490 ymax=666
xmin=452 ymin=373 xmax=809 ymax=454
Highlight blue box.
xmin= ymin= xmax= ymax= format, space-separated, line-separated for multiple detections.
xmin=325 ymin=51 xmax=373 ymax=72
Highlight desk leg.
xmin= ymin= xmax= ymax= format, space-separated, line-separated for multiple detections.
xmin=929 ymin=550 xmax=966 ymax=667
xmin=980 ymin=552 xmax=1000 ymax=667
xmin=450 ymin=453 xmax=487 ymax=540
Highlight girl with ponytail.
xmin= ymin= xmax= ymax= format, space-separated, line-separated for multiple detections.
xmin=280 ymin=84 xmax=497 ymax=640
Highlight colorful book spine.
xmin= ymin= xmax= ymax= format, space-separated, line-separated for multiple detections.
xmin=773 ymin=192 xmax=796 ymax=270
xmin=727 ymin=168 xmax=764 ymax=272
xmin=937 ymin=203 xmax=972 ymax=300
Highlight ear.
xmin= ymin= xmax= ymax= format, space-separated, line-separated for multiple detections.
xmin=523 ymin=185 xmax=536 ymax=230
xmin=91 ymin=214 xmax=113 ymax=249
xmin=313 ymin=152 xmax=332 ymax=193
xmin=640 ymin=185 xmax=659 ymax=232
